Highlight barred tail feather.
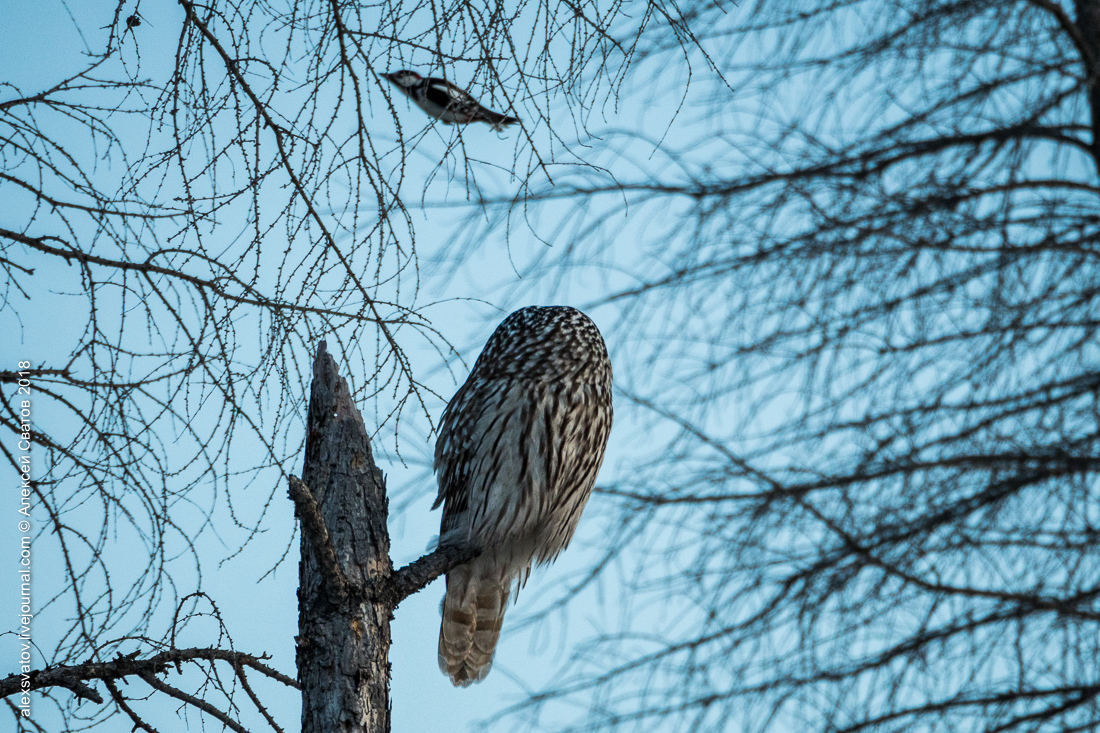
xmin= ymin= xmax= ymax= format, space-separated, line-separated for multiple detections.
xmin=438 ymin=562 xmax=510 ymax=686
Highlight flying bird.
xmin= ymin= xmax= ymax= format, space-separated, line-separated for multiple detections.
xmin=383 ymin=70 xmax=520 ymax=132
xmin=433 ymin=306 xmax=613 ymax=685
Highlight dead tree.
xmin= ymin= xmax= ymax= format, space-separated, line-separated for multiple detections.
xmin=291 ymin=342 xmax=476 ymax=733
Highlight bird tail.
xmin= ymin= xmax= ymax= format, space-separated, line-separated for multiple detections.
xmin=481 ymin=109 xmax=520 ymax=132
xmin=438 ymin=560 xmax=511 ymax=686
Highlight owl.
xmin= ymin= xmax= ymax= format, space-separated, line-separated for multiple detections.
xmin=433 ymin=306 xmax=614 ymax=685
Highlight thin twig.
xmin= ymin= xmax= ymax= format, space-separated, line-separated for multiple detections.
xmin=104 ymin=678 xmax=161 ymax=733
xmin=234 ymin=666 xmax=286 ymax=733
xmin=139 ymin=673 xmax=250 ymax=733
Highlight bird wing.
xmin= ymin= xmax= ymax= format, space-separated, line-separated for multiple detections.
xmin=433 ymin=379 xmax=475 ymax=516
xmin=425 ymin=79 xmax=478 ymax=108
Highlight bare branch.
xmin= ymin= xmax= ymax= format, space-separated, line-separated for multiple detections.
xmin=382 ymin=543 xmax=482 ymax=608
xmin=138 ymin=673 xmax=250 ymax=733
xmin=288 ymin=475 xmax=351 ymax=599
xmin=0 ymin=648 xmax=298 ymax=701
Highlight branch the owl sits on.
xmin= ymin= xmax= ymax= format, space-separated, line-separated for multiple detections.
xmin=433 ymin=306 xmax=614 ymax=686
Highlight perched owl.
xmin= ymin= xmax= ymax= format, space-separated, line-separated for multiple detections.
xmin=433 ymin=306 xmax=614 ymax=686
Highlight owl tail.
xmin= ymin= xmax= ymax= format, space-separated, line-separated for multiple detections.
xmin=438 ymin=561 xmax=510 ymax=686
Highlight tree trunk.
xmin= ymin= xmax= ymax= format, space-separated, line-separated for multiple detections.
xmin=297 ymin=341 xmax=392 ymax=733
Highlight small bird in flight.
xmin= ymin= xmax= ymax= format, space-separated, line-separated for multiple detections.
xmin=382 ymin=70 xmax=520 ymax=132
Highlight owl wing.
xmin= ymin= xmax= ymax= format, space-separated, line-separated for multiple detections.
xmin=433 ymin=379 xmax=476 ymax=518
xmin=434 ymin=375 xmax=541 ymax=541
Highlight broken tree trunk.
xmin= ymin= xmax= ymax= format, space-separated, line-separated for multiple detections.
xmin=292 ymin=342 xmax=478 ymax=733
xmin=297 ymin=341 xmax=393 ymax=733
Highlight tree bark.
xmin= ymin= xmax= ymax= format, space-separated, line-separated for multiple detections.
xmin=297 ymin=341 xmax=392 ymax=733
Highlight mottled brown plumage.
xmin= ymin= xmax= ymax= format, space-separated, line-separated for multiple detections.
xmin=434 ymin=306 xmax=614 ymax=686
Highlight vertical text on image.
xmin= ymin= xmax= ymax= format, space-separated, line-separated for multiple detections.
xmin=15 ymin=359 xmax=32 ymax=718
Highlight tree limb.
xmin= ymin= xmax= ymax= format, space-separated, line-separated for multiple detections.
xmin=288 ymin=475 xmax=351 ymax=599
xmin=0 ymin=648 xmax=297 ymax=701
xmin=380 ymin=543 xmax=482 ymax=609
